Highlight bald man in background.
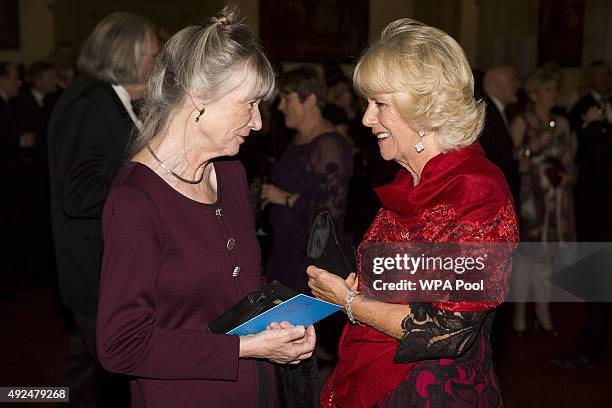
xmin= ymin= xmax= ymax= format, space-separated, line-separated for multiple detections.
xmin=479 ymin=65 xmax=520 ymax=205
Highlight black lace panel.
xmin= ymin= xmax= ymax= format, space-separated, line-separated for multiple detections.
xmin=394 ymin=304 xmax=488 ymax=363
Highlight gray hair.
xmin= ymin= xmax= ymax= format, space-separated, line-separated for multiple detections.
xmin=77 ymin=12 xmax=155 ymax=85
xmin=131 ymin=5 xmax=275 ymax=156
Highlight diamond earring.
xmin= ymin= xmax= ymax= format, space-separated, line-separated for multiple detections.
xmin=414 ymin=128 xmax=425 ymax=153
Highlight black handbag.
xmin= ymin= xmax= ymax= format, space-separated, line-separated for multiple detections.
xmin=208 ymin=280 xmax=297 ymax=334
xmin=306 ymin=210 xmax=358 ymax=279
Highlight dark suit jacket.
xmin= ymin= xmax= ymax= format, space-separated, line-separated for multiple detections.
xmin=574 ymin=120 xmax=612 ymax=241
xmin=11 ymin=89 xmax=46 ymax=138
xmin=0 ymin=97 xmax=18 ymax=153
xmin=48 ymin=74 xmax=134 ymax=313
xmin=478 ymin=96 xmax=520 ymax=205
xmin=0 ymin=97 xmax=19 ymax=230
xmin=10 ymin=88 xmax=58 ymax=166
xmin=569 ymin=93 xmax=610 ymax=131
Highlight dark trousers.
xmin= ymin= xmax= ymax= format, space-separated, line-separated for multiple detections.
xmin=63 ymin=310 xmax=130 ymax=407
xmin=579 ymin=303 xmax=610 ymax=364
xmin=0 ymin=157 xmax=19 ymax=296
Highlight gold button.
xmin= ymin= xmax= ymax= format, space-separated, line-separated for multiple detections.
xmin=215 ymin=208 xmax=223 ymax=217
xmin=227 ymin=238 xmax=236 ymax=250
xmin=232 ymin=266 xmax=241 ymax=277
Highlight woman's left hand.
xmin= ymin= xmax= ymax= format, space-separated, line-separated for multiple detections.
xmin=307 ymin=266 xmax=358 ymax=306
xmin=267 ymin=321 xmax=316 ymax=364
xmin=260 ymin=183 xmax=288 ymax=207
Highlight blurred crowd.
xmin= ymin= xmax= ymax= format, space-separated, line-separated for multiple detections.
xmin=1 ymin=43 xmax=77 ymax=294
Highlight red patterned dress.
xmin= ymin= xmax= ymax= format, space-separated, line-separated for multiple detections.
xmin=320 ymin=143 xmax=518 ymax=407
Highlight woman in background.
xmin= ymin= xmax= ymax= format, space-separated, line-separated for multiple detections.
xmin=261 ymin=66 xmax=353 ymax=293
xmin=511 ymin=66 xmax=576 ymax=336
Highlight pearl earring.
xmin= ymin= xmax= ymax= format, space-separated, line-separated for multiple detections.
xmin=414 ymin=129 xmax=425 ymax=153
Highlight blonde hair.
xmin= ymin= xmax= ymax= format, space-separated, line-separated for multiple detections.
xmin=77 ymin=12 xmax=155 ymax=85
xmin=131 ymin=5 xmax=275 ymax=155
xmin=524 ymin=64 xmax=562 ymax=101
xmin=353 ymin=18 xmax=484 ymax=152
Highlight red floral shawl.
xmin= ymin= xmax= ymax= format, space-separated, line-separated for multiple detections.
xmin=320 ymin=143 xmax=519 ymax=407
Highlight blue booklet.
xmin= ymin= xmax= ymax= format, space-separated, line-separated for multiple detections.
xmin=227 ymin=294 xmax=343 ymax=335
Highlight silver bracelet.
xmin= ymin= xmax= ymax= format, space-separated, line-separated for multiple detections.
xmin=345 ymin=290 xmax=363 ymax=325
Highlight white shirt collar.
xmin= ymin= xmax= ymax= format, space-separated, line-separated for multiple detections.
xmin=591 ymin=90 xmax=610 ymax=104
xmin=31 ymin=88 xmax=45 ymax=108
xmin=111 ymin=84 xmax=142 ymax=129
xmin=591 ymin=90 xmax=601 ymax=103
xmin=488 ymin=95 xmax=506 ymax=114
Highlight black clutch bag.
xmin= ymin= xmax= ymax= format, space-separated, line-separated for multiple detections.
xmin=306 ymin=210 xmax=358 ymax=279
xmin=208 ymin=280 xmax=297 ymax=334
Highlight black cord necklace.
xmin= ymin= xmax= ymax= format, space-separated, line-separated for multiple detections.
xmin=146 ymin=144 xmax=204 ymax=184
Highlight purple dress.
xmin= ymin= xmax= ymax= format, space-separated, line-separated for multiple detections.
xmin=265 ymin=132 xmax=353 ymax=293
xmin=96 ymin=160 xmax=278 ymax=408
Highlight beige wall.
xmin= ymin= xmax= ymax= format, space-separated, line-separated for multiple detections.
xmin=229 ymin=0 xmax=260 ymax=37
xmin=230 ymin=0 xmax=416 ymax=44
xmin=369 ymin=0 xmax=414 ymax=41
xmin=476 ymin=0 xmax=539 ymax=76
xmin=459 ymin=0 xmax=479 ymax=66
xmin=0 ymin=0 xmax=55 ymax=64
xmin=265 ymin=0 xmax=611 ymax=74
xmin=235 ymin=0 xmax=512 ymax=70
xmin=583 ymin=0 xmax=612 ymax=65
xmin=0 ymin=0 xmax=223 ymax=65
xmin=54 ymin=0 xmax=221 ymax=46
xmin=4 ymin=0 xmax=611 ymax=83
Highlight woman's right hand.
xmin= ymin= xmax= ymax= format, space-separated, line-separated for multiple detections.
xmin=238 ymin=323 xmax=315 ymax=364
xmin=582 ymin=105 xmax=605 ymax=127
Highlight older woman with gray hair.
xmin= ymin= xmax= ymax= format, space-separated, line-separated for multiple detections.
xmin=48 ymin=11 xmax=159 ymax=407
xmin=95 ymin=6 xmax=315 ymax=408
xmin=307 ymin=19 xmax=518 ymax=407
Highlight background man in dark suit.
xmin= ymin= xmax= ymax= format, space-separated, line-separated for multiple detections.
xmin=479 ymin=65 xmax=520 ymax=204
xmin=47 ymin=12 xmax=158 ymax=407
xmin=0 ymin=62 xmax=21 ymax=167
xmin=11 ymin=61 xmax=58 ymax=150
xmin=570 ymin=61 xmax=611 ymax=131
xmin=11 ymin=61 xmax=59 ymax=287
xmin=548 ymin=61 xmax=612 ymax=370
xmin=571 ymin=61 xmax=611 ymax=242
xmin=0 ymin=62 xmax=23 ymax=298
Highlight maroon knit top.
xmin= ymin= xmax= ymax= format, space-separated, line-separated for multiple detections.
xmin=97 ymin=160 xmax=278 ymax=408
